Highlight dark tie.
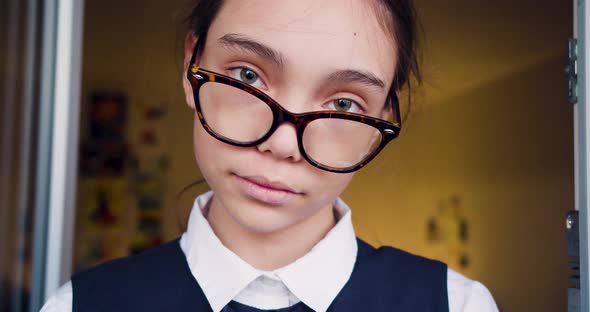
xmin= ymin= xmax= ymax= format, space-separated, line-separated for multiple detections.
xmin=222 ymin=301 xmax=314 ymax=312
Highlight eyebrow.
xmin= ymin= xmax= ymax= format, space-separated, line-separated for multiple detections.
xmin=326 ymin=69 xmax=386 ymax=90
xmin=218 ymin=33 xmax=285 ymax=68
xmin=218 ymin=33 xmax=385 ymax=90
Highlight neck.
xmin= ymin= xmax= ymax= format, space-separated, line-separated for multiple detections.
xmin=206 ymin=196 xmax=337 ymax=271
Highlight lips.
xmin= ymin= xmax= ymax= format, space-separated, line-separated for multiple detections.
xmin=234 ymin=174 xmax=301 ymax=205
xmin=238 ymin=175 xmax=299 ymax=194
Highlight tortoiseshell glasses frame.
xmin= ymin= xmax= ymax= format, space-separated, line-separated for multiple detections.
xmin=186 ymin=43 xmax=402 ymax=173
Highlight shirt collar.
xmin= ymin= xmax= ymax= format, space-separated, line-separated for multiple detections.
xmin=180 ymin=191 xmax=358 ymax=312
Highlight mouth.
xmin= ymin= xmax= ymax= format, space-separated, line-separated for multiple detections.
xmin=233 ymin=174 xmax=302 ymax=205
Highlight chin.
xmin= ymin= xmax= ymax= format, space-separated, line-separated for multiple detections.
xmin=228 ymin=199 xmax=306 ymax=235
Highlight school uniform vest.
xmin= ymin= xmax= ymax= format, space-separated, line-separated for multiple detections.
xmin=71 ymin=238 xmax=449 ymax=311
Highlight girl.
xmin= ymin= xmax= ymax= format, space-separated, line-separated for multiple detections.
xmin=43 ymin=0 xmax=498 ymax=311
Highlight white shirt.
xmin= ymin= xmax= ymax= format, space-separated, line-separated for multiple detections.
xmin=41 ymin=191 xmax=498 ymax=312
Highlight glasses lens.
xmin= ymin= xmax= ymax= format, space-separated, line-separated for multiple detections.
xmin=198 ymin=82 xmax=273 ymax=143
xmin=302 ymin=118 xmax=382 ymax=169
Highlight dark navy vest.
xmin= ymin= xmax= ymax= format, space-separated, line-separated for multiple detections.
xmin=72 ymin=238 xmax=449 ymax=311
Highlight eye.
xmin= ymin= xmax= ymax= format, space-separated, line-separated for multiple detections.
xmin=240 ymin=68 xmax=258 ymax=84
xmin=329 ymin=98 xmax=363 ymax=113
xmin=229 ymin=67 xmax=265 ymax=88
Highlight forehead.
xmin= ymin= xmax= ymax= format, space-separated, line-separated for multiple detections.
xmin=206 ymin=0 xmax=397 ymax=85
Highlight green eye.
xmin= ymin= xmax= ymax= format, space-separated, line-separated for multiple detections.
xmin=239 ymin=68 xmax=259 ymax=85
xmin=334 ymin=99 xmax=353 ymax=112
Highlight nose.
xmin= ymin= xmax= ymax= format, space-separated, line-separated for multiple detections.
xmin=256 ymin=122 xmax=302 ymax=162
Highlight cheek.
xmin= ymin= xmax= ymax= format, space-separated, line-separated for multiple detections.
xmin=193 ymin=116 xmax=227 ymax=183
xmin=192 ymin=117 xmax=252 ymax=176
xmin=193 ymin=117 xmax=207 ymax=165
xmin=305 ymin=170 xmax=354 ymax=209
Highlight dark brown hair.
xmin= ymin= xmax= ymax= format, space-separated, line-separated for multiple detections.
xmin=184 ymin=0 xmax=423 ymax=109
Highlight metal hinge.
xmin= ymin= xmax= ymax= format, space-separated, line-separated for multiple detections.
xmin=566 ymin=38 xmax=578 ymax=104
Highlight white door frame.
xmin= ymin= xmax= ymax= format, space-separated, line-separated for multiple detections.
xmin=29 ymin=0 xmax=84 ymax=310
xmin=43 ymin=0 xmax=84 ymax=300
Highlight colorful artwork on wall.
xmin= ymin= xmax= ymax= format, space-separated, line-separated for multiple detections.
xmin=128 ymin=104 xmax=169 ymax=255
xmin=76 ymin=91 xmax=131 ymax=269
xmin=426 ymin=194 xmax=470 ymax=270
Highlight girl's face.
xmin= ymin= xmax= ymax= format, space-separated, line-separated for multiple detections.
xmin=183 ymin=0 xmax=397 ymax=234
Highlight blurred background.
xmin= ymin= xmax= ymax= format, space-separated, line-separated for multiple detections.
xmin=0 ymin=0 xmax=574 ymax=311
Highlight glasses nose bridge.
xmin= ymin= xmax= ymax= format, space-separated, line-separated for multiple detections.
xmin=274 ymin=104 xmax=306 ymax=132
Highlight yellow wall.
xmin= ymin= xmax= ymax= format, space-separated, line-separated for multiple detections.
xmin=349 ymin=56 xmax=572 ymax=311
xmin=345 ymin=1 xmax=573 ymax=310
xmin=80 ymin=0 xmax=573 ymax=311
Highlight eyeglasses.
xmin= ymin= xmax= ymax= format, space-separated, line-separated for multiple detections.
xmin=186 ymin=47 xmax=402 ymax=173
